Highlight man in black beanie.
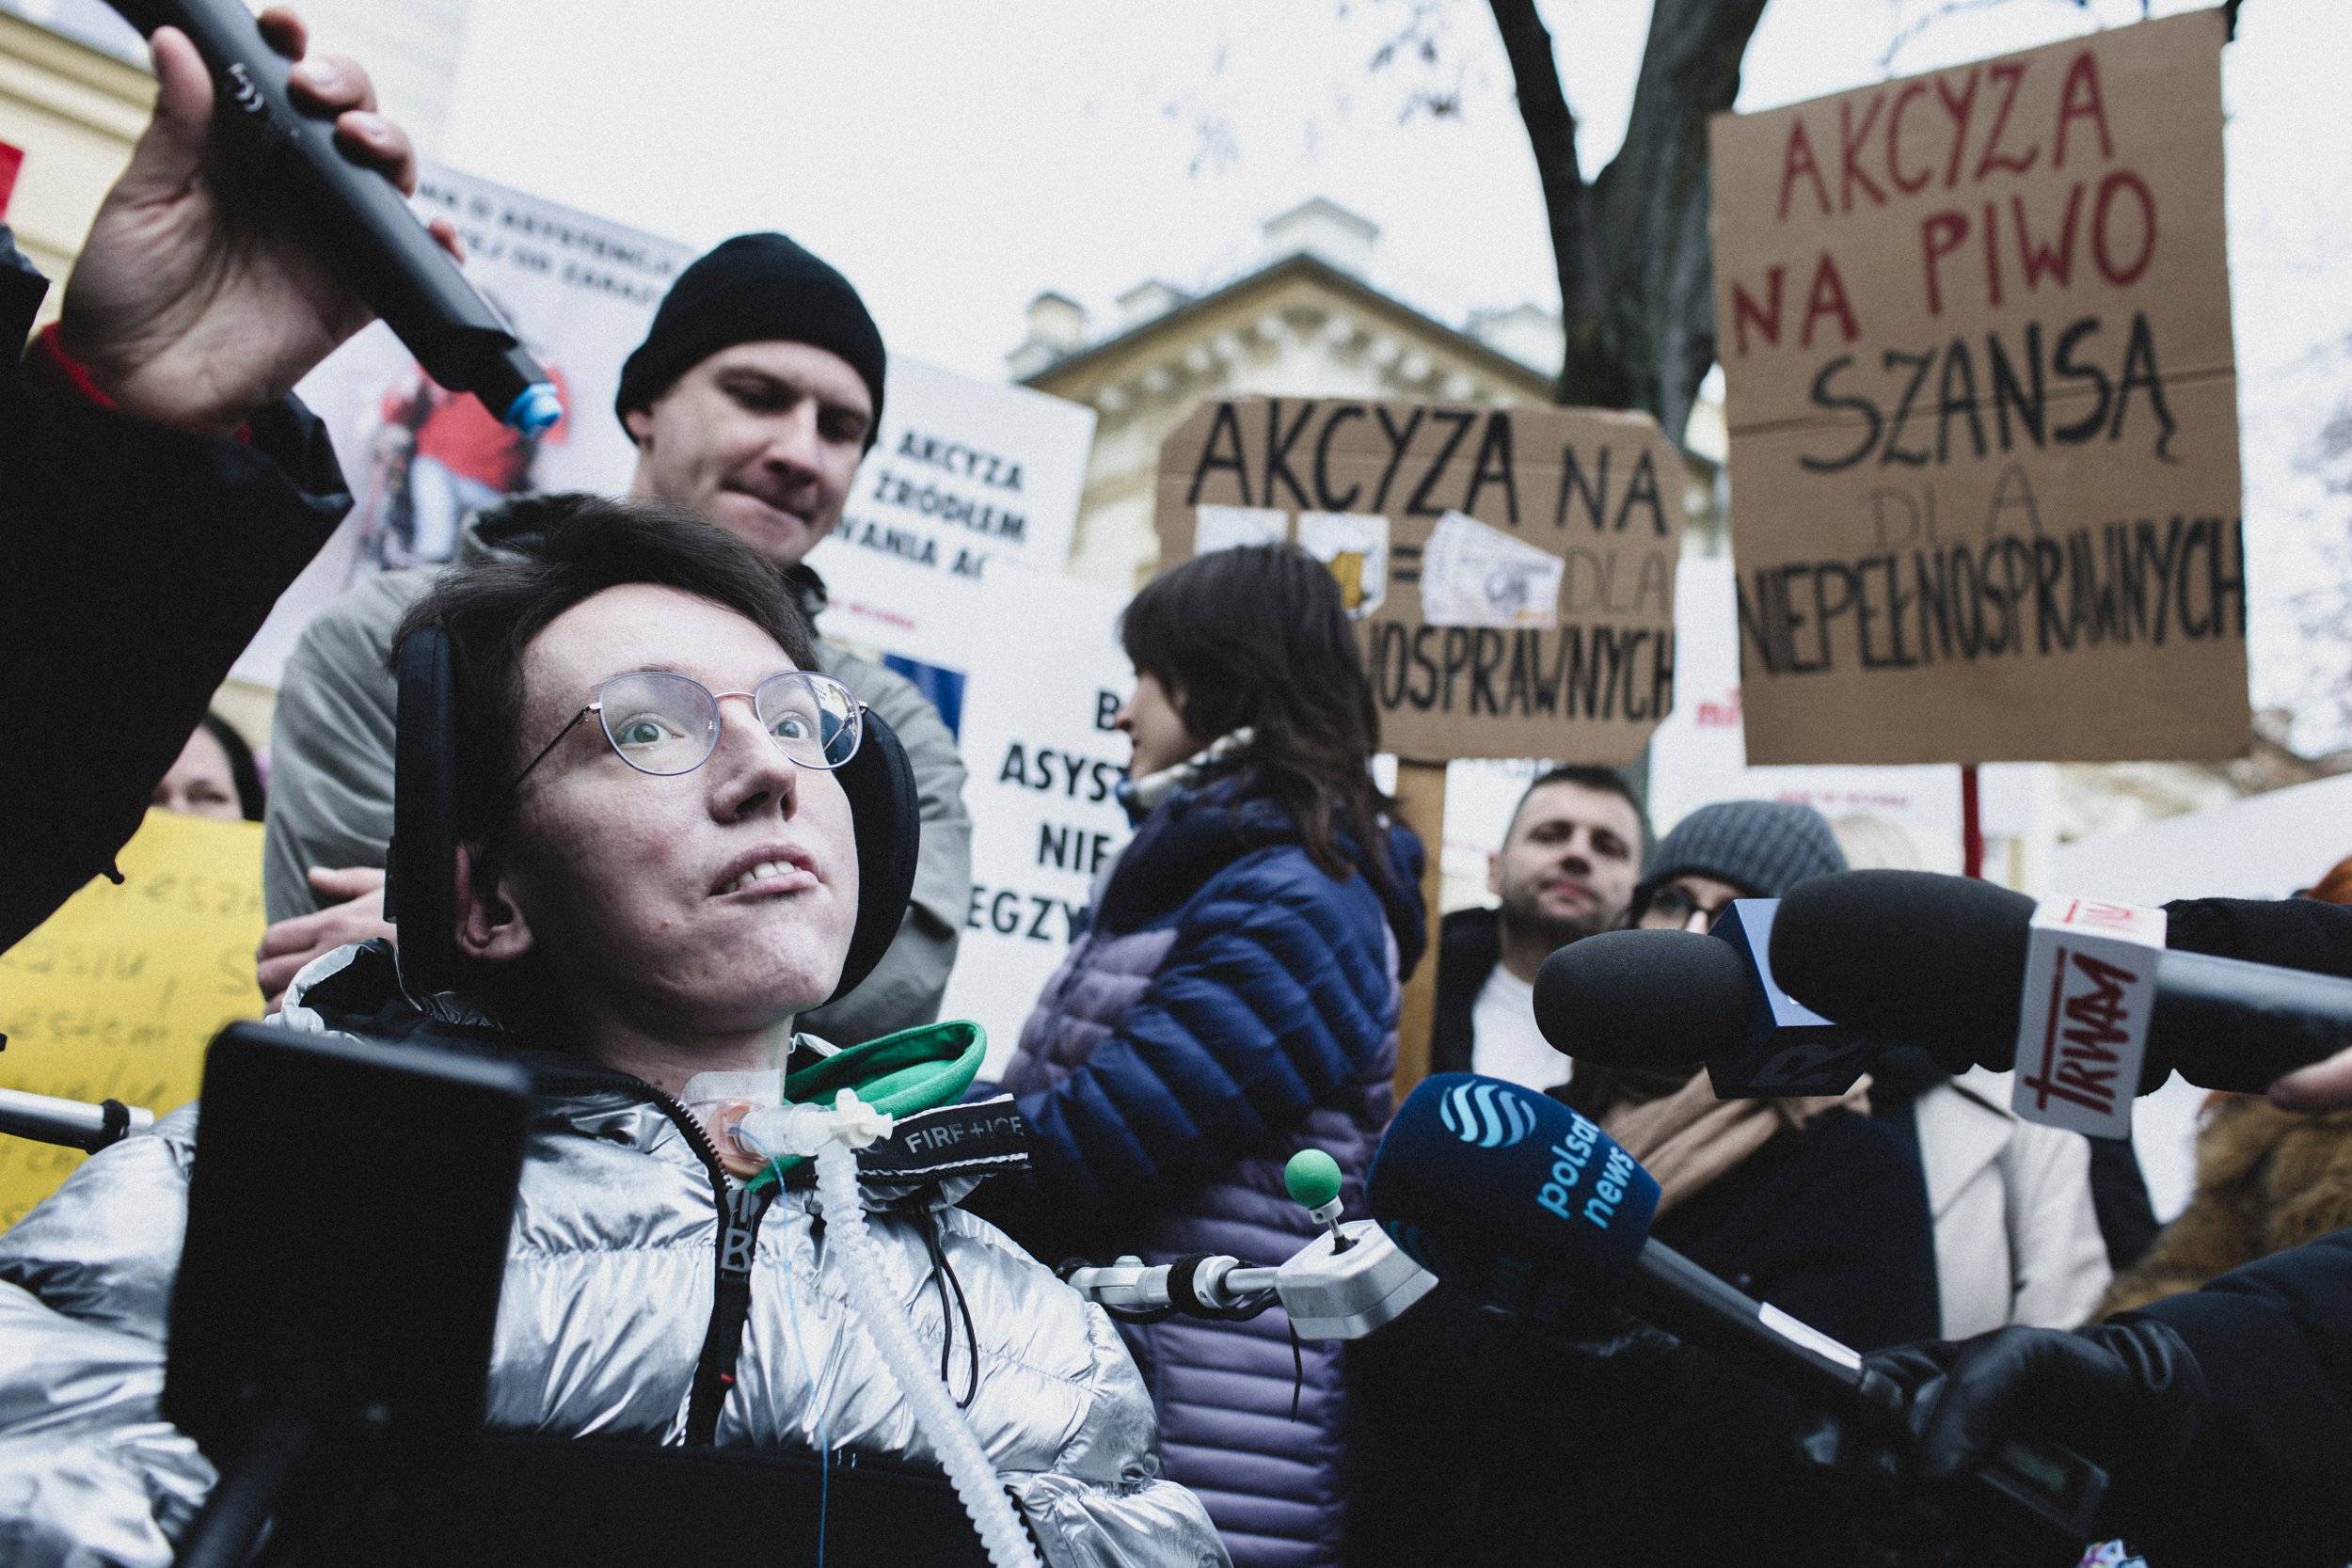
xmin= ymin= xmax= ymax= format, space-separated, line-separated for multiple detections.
xmin=254 ymin=233 xmax=972 ymax=1051
xmin=612 ymin=233 xmax=887 ymax=562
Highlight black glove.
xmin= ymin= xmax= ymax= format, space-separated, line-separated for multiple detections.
xmin=1870 ymin=1318 xmax=2207 ymax=1491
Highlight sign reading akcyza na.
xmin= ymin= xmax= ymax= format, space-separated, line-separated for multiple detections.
xmin=1153 ymin=398 xmax=1687 ymax=765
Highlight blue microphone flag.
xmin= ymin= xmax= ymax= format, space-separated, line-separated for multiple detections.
xmin=1704 ymin=899 xmax=1876 ymax=1097
xmin=1368 ymin=1074 xmax=1661 ymax=1317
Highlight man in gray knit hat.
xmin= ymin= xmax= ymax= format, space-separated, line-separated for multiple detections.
xmin=253 ymin=234 xmax=971 ymax=1048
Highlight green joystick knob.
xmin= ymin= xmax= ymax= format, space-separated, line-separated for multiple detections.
xmin=1285 ymin=1149 xmax=1343 ymax=1213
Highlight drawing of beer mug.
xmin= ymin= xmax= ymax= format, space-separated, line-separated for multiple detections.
xmin=1327 ymin=549 xmax=1368 ymax=613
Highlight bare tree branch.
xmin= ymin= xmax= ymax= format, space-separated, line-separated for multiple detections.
xmin=1594 ymin=0 xmax=1767 ymax=435
xmin=1485 ymin=0 xmax=1617 ymax=403
xmin=1486 ymin=0 xmax=1762 ymax=426
xmin=1880 ymin=0 xmax=2037 ymax=73
xmin=1367 ymin=1 xmax=1469 ymax=119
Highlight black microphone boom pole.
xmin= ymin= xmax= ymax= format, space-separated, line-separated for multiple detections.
xmin=1622 ymin=1235 xmax=2106 ymax=1543
xmin=1371 ymin=1074 xmax=2109 ymax=1547
xmin=1772 ymin=871 xmax=2352 ymax=1095
xmin=0 ymin=1085 xmax=154 ymax=1151
xmin=104 ymin=0 xmax=563 ymax=434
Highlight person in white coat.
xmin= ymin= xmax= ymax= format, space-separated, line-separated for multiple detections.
xmin=1820 ymin=826 xmax=2122 ymax=1336
xmin=1902 ymin=1062 xmax=2114 ymax=1337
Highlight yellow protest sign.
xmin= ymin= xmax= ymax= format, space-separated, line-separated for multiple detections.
xmin=0 ymin=809 xmax=266 ymax=1227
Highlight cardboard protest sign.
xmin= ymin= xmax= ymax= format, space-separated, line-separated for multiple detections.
xmin=0 ymin=811 xmax=268 ymax=1227
xmin=1709 ymin=11 xmax=2249 ymax=765
xmin=1650 ymin=558 xmax=1966 ymax=869
xmin=817 ymin=552 xmax=1133 ymax=1078
xmin=1154 ymin=398 xmax=1687 ymax=765
xmin=817 ymin=358 xmax=1096 ymax=588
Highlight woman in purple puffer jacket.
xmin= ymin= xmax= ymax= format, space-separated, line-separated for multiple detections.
xmin=979 ymin=545 xmax=1426 ymax=1568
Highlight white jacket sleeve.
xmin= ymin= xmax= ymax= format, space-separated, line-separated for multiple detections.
xmin=2001 ymin=1117 xmax=2115 ymax=1329
xmin=0 ymin=1114 xmax=210 ymax=1568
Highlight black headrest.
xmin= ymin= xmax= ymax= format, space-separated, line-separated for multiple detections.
xmin=388 ymin=627 xmax=461 ymax=1002
xmin=388 ymin=627 xmax=922 ymax=1017
xmin=826 ymin=699 xmax=920 ymax=1004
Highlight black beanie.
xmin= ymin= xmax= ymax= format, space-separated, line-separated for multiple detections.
xmin=1638 ymin=799 xmax=1849 ymax=903
xmin=613 ymin=232 xmax=886 ymax=447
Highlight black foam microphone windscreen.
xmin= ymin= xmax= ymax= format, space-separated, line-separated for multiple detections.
xmin=1532 ymin=928 xmax=1752 ymax=1067
xmin=1772 ymin=871 xmax=2352 ymax=1094
xmin=1772 ymin=870 xmax=2034 ymax=1062
xmin=1369 ymin=1074 xmax=1662 ymax=1320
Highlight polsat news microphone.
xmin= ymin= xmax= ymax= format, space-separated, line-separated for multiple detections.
xmin=1367 ymin=1074 xmax=2108 ymax=1549
xmin=103 ymin=0 xmax=562 ymax=435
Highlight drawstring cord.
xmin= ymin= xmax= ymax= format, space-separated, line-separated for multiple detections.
xmin=922 ymin=1209 xmax=982 ymax=1408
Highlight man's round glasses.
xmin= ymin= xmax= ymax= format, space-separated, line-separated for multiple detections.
xmin=511 ymin=670 xmax=863 ymax=795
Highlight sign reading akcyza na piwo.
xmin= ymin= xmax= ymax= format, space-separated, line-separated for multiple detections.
xmin=1154 ymin=399 xmax=1686 ymax=764
xmin=1710 ymin=11 xmax=2249 ymax=766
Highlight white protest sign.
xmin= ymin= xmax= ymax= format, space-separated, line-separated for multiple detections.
xmin=2011 ymin=897 xmax=2165 ymax=1137
xmin=240 ymin=168 xmax=1097 ymax=694
xmin=816 ymin=552 xmax=1133 ymax=1077
xmin=817 ymin=358 xmax=1096 ymax=592
xmin=236 ymin=162 xmax=692 ymax=685
xmin=803 ymin=356 xmax=1105 ymax=1071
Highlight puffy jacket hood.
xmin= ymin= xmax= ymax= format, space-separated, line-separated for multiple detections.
xmin=1094 ymin=768 xmax=1427 ymax=982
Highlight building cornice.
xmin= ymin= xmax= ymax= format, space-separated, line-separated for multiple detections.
xmin=1023 ymin=250 xmax=1557 ymax=404
xmin=0 ymin=12 xmax=151 ymax=140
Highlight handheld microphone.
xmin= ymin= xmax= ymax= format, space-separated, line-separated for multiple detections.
xmin=1770 ymin=871 xmax=2352 ymax=1097
xmin=1367 ymin=1074 xmax=2106 ymax=1542
xmin=1532 ymin=904 xmax=1876 ymax=1097
xmin=103 ymin=0 xmax=562 ymax=434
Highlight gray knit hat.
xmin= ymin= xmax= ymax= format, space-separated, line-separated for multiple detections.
xmin=1639 ymin=800 xmax=1848 ymax=902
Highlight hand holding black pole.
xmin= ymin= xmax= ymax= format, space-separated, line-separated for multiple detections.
xmin=75 ymin=0 xmax=557 ymax=435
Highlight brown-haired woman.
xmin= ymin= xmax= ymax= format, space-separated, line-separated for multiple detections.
xmin=981 ymin=544 xmax=1426 ymax=1568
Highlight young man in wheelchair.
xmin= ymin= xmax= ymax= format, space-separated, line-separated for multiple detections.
xmin=0 ymin=499 xmax=1224 ymax=1568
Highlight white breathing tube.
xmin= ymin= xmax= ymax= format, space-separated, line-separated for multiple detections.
xmin=739 ymin=1092 xmax=1042 ymax=1568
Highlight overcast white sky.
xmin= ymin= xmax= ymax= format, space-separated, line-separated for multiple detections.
xmin=432 ymin=0 xmax=2350 ymax=732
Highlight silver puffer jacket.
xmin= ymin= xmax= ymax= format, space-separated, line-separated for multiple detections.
xmin=0 ymin=953 xmax=1227 ymax=1568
